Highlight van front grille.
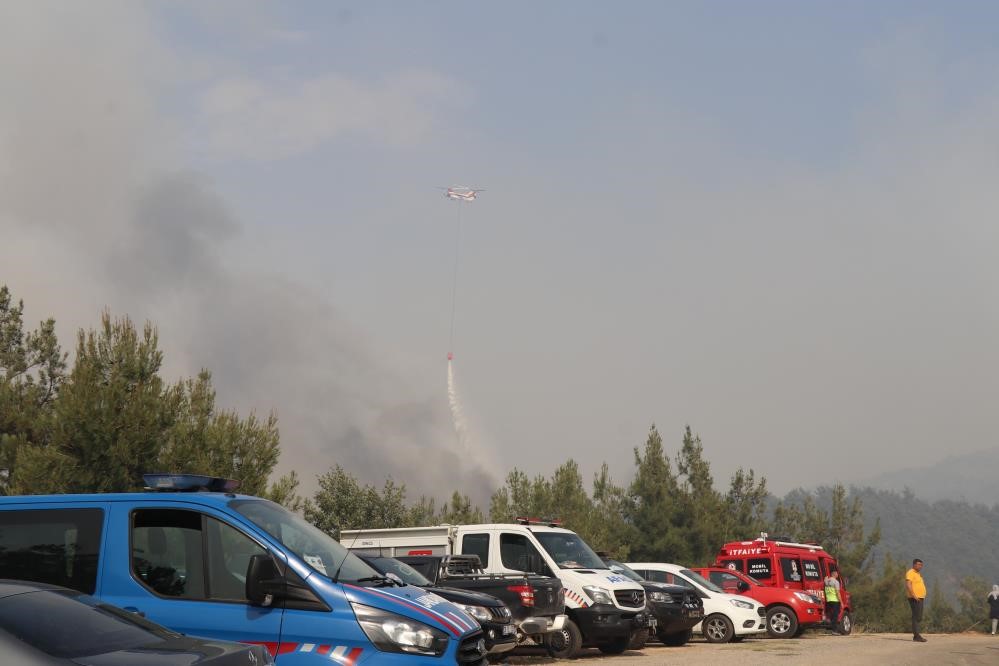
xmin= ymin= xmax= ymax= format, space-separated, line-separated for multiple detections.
xmin=615 ymin=589 xmax=645 ymax=608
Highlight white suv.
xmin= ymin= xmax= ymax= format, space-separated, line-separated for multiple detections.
xmin=627 ymin=562 xmax=766 ymax=643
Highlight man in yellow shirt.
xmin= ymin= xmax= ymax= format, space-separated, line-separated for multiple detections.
xmin=905 ymin=558 xmax=927 ymax=642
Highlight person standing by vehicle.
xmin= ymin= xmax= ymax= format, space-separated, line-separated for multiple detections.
xmin=905 ymin=559 xmax=927 ymax=642
xmin=988 ymin=584 xmax=999 ymax=635
xmin=823 ymin=570 xmax=842 ymax=632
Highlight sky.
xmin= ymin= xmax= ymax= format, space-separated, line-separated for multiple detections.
xmin=3 ymin=1 xmax=999 ymax=504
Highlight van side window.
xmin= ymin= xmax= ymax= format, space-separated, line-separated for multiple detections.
xmin=500 ymin=533 xmax=545 ymax=574
xmin=780 ymin=557 xmax=802 ymax=582
xmin=460 ymin=533 xmax=489 ymax=567
xmin=802 ymin=559 xmax=821 ymax=580
xmin=205 ymin=517 xmax=266 ymax=601
xmin=642 ymin=570 xmax=668 ymax=583
xmin=132 ymin=509 xmax=206 ymax=599
xmin=746 ymin=557 xmax=772 ymax=581
xmin=720 ymin=559 xmax=744 ymax=573
xmin=0 ymin=508 xmax=103 ymax=594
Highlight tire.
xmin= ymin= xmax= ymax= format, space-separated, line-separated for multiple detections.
xmin=545 ymin=618 xmax=583 ymax=659
xmin=837 ymin=611 xmax=853 ymax=635
xmin=628 ymin=630 xmax=648 ymax=650
xmin=597 ymin=636 xmax=631 ymax=655
xmin=702 ymin=613 xmax=735 ymax=643
xmin=766 ymin=605 xmax=799 ymax=638
xmin=659 ymin=628 xmax=692 ymax=647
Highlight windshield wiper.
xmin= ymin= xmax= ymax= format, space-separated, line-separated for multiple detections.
xmin=354 ymin=575 xmax=401 ymax=587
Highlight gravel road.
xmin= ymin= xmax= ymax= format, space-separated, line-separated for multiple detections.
xmin=504 ymin=633 xmax=999 ymax=665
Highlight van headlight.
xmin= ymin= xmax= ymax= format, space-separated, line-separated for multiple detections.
xmin=351 ymin=603 xmax=449 ymax=656
xmin=583 ymin=586 xmax=614 ymax=605
xmin=728 ymin=599 xmax=754 ymax=609
xmin=794 ymin=591 xmax=820 ymax=603
xmin=456 ymin=603 xmax=492 ymax=623
xmin=649 ymin=591 xmax=672 ymax=603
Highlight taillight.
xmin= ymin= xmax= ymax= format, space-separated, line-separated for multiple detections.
xmin=507 ymin=584 xmax=535 ymax=607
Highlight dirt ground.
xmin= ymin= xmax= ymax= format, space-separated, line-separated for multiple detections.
xmin=504 ymin=632 xmax=999 ymax=665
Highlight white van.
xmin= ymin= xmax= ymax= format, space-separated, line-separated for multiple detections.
xmin=626 ymin=562 xmax=766 ymax=643
xmin=342 ymin=520 xmax=652 ymax=658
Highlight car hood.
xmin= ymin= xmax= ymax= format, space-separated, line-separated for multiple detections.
xmin=72 ymin=635 xmax=270 ymax=665
xmin=342 ymin=583 xmax=482 ymax=638
xmin=429 ymin=586 xmax=504 ymax=608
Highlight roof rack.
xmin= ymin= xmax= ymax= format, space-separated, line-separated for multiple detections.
xmin=143 ymin=473 xmax=240 ymax=493
xmin=757 ymin=532 xmax=823 ymax=551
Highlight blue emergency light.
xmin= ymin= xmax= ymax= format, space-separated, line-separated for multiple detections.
xmin=142 ymin=473 xmax=240 ymax=493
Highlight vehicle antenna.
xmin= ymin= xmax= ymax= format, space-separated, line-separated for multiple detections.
xmin=332 ymin=525 xmax=364 ymax=583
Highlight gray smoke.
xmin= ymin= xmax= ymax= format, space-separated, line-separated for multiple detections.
xmin=0 ymin=2 xmax=497 ymax=506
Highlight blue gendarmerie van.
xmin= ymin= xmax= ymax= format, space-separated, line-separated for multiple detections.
xmin=0 ymin=474 xmax=488 ymax=665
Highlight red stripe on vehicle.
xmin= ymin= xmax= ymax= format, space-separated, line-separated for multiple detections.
xmin=317 ymin=644 xmax=331 ymax=654
xmin=345 ymin=647 xmax=364 ymax=666
xmin=243 ymin=641 xmax=279 ymax=657
xmin=277 ymin=642 xmax=299 ymax=655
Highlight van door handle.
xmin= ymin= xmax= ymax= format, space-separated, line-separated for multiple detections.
xmin=123 ymin=606 xmax=146 ymax=617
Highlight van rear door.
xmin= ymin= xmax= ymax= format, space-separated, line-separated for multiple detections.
xmin=99 ymin=502 xmax=287 ymax=656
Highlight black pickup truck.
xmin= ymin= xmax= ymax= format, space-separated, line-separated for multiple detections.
xmin=396 ymin=555 xmax=566 ymax=646
xmin=602 ymin=558 xmax=704 ymax=647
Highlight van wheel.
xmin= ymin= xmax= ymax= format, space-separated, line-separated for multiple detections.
xmin=702 ymin=614 xmax=735 ymax=643
xmin=837 ymin=612 xmax=852 ymax=635
xmin=597 ymin=636 xmax=631 ymax=654
xmin=766 ymin=605 xmax=798 ymax=638
xmin=545 ymin=619 xmax=583 ymax=659
xmin=659 ymin=628 xmax=692 ymax=646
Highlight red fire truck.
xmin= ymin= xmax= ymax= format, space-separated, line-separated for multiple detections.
xmin=714 ymin=533 xmax=853 ymax=635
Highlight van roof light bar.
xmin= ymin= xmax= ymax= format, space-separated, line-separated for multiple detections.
xmin=515 ymin=516 xmax=563 ymax=527
xmin=143 ymin=473 xmax=240 ymax=493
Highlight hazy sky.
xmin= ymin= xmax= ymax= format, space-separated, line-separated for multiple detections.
xmin=3 ymin=1 xmax=999 ymax=503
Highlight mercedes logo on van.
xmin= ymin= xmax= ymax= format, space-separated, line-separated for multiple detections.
xmin=630 ymin=591 xmax=642 ymax=606
xmin=248 ymin=651 xmax=257 ymax=665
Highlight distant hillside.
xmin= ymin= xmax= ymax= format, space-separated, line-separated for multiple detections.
xmin=780 ymin=486 xmax=999 ymax=600
xmin=856 ymin=486 xmax=999 ymax=594
xmin=856 ymin=448 xmax=999 ymax=506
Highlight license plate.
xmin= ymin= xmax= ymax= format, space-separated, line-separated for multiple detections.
xmin=502 ymin=624 xmax=516 ymax=636
xmin=687 ymin=610 xmax=703 ymax=619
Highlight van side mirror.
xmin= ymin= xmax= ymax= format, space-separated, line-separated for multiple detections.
xmin=246 ymin=554 xmax=282 ymax=607
xmin=737 ymin=581 xmax=750 ymax=592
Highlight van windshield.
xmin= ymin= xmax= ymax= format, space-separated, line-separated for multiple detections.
xmin=363 ymin=557 xmax=433 ymax=587
xmin=534 ymin=532 xmax=607 ymax=570
xmin=230 ymin=500 xmax=376 ymax=583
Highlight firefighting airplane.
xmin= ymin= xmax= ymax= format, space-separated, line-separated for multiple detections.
xmin=440 ymin=186 xmax=485 ymax=202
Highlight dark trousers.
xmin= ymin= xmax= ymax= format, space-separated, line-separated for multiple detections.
xmin=909 ymin=598 xmax=924 ymax=637
xmin=825 ymin=601 xmax=841 ymax=625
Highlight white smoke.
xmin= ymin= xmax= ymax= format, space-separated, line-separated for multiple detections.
xmin=447 ymin=360 xmax=501 ymax=483
xmin=447 ymin=359 xmax=470 ymax=454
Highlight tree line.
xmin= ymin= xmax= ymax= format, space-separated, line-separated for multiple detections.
xmin=1 ymin=285 xmax=993 ymax=633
